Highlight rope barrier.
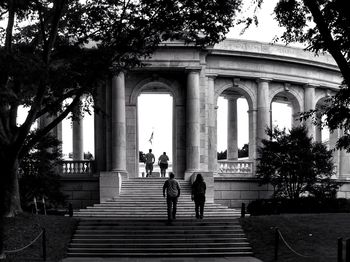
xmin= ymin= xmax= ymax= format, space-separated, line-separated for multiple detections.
xmin=4 ymin=229 xmax=43 ymax=254
xmin=277 ymin=228 xmax=314 ymax=258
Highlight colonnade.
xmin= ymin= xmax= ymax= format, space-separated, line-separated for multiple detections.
xmin=42 ymin=70 xmax=349 ymax=179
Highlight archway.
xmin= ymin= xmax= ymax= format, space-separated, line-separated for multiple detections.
xmin=137 ymin=93 xmax=173 ymax=177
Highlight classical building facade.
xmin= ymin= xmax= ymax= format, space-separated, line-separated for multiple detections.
xmin=59 ymin=39 xmax=350 ymax=208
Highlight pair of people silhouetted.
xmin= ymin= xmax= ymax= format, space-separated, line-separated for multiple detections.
xmin=145 ymin=150 xmax=169 ymax=177
xmin=162 ymin=173 xmax=206 ymax=222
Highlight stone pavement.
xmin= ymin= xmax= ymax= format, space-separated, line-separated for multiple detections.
xmin=62 ymin=256 xmax=263 ymax=262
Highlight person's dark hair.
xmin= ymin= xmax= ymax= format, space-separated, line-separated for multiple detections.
xmin=169 ymin=172 xmax=175 ymax=179
xmin=149 ymin=149 xmax=152 ymax=152
xmin=163 ymin=152 xmax=166 ymax=154
xmin=195 ymin=173 xmax=203 ymax=182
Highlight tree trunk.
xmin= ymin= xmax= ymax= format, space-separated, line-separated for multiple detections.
xmin=0 ymin=150 xmax=22 ymax=258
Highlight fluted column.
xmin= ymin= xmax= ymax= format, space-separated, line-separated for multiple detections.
xmin=339 ymin=130 xmax=350 ymax=178
xmin=72 ymin=108 xmax=84 ymax=160
xmin=207 ymin=75 xmax=217 ymax=172
xmin=257 ymin=78 xmax=271 ymax=145
xmin=111 ymin=71 xmax=126 ymax=172
xmin=304 ymin=84 xmax=316 ymax=139
xmin=329 ymin=129 xmax=340 ymax=177
xmin=227 ymin=96 xmax=238 ymax=160
xmin=186 ymin=68 xmax=201 ymax=173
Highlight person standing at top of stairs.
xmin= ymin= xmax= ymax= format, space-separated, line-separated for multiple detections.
xmin=163 ymin=172 xmax=181 ymax=222
xmin=145 ymin=149 xmax=155 ymax=177
xmin=158 ymin=152 xmax=169 ymax=177
xmin=191 ymin=173 xmax=206 ymax=219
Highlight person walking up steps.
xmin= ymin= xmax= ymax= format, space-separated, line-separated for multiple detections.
xmin=191 ymin=173 xmax=206 ymax=219
xmin=144 ymin=149 xmax=155 ymax=177
xmin=158 ymin=152 xmax=169 ymax=177
xmin=163 ymin=172 xmax=181 ymax=223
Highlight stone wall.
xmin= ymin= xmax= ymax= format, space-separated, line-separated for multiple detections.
xmin=337 ymin=180 xmax=350 ymax=198
xmin=214 ymin=177 xmax=273 ymax=208
xmin=60 ymin=175 xmax=99 ymax=209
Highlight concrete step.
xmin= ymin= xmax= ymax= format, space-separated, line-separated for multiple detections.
xmin=66 ymin=251 xmax=254 ymax=257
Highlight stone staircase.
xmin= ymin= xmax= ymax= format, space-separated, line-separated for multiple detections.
xmin=66 ymin=177 xmax=253 ymax=258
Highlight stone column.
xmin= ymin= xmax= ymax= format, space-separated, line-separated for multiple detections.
xmin=248 ymin=109 xmax=257 ymax=160
xmin=185 ymin=68 xmax=201 ymax=175
xmin=207 ymin=75 xmax=217 ymax=172
xmin=257 ymin=78 xmax=271 ymax=145
xmin=72 ymin=114 xmax=84 ymax=160
xmin=94 ymin=83 xmax=106 ymax=172
xmin=339 ymin=130 xmax=350 ymax=178
xmin=304 ymin=84 xmax=316 ymax=139
xmin=111 ymin=71 xmax=127 ymax=172
xmin=227 ymin=96 xmax=238 ymax=160
xmin=329 ymin=129 xmax=340 ymax=177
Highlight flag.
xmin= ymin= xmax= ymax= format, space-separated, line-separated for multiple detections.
xmin=148 ymin=131 xmax=154 ymax=144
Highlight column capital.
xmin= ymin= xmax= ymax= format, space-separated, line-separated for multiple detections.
xmin=206 ymin=73 xmax=218 ymax=79
xmin=284 ymin=83 xmax=291 ymax=92
xmin=185 ymin=66 xmax=202 ymax=73
xmin=256 ymin=77 xmax=273 ymax=83
xmin=304 ymin=83 xmax=320 ymax=88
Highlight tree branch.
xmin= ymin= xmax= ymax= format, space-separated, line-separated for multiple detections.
xmin=43 ymin=0 xmax=67 ymax=64
xmin=5 ymin=0 xmax=15 ymax=52
xmin=35 ymin=0 xmax=48 ymax=50
xmin=20 ymin=90 xmax=84 ymax=158
xmin=35 ymin=88 xmax=85 ymax=120
xmin=303 ymin=0 xmax=350 ymax=88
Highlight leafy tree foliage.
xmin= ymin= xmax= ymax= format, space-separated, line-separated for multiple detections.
xmin=256 ymin=126 xmax=339 ymax=200
xmin=19 ymin=134 xmax=66 ymax=211
xmin=0 ymin=0 xmax=243 ymax=256
xmin=249 ymin=0 xmax=350 ymax=152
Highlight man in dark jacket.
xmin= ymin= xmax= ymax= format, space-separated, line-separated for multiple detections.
xmin=163 ymin=172 xmax=181 ymax=222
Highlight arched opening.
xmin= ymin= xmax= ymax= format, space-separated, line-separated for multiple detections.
xmin=217 ymin=94 xmax=249 ymax=160
xmin=315 ymin=97 xmax=331 ymax=146
xmin=61 ymin=97 xmax=95 ymax=160
xmin=271 ymin=91 xmax=301 ymax=133
xmin=137 ymin=93 xmax=173 ymax=177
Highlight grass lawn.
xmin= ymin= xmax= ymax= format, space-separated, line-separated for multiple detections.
xmin=240 ymin=213 xmax=350 ymax=262
xmin=3 ymin=212 xmax=77 ymax=262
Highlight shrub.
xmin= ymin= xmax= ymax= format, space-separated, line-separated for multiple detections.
xmin=19 ymin=134 xmax=67 ymax=212
xmin=256 ymin=125 xmax=340 ymax=199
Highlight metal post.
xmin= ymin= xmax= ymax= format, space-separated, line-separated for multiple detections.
xmin=42 ymin=228 xmax=46 ymax=261
xmin=241 ymin=203 xmax=246 ymax=218
xmin=274 ymin=227 xmax=279 ymax=261
xmin=346 ymin=239 xmax=350 ymax=262
xmin=69 ymin=203 xmax=73 ymax=217
xmin=338 ymin=238 xmax=343 ymax=262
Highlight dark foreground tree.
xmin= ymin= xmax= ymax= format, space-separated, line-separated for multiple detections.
xmin=245 ymin=0 xmax=350 ymax=151
xmin=0 ymin=0 xmax=243 ymax=256
xmin=256 ymin=126 xmax=339 ymax=199
xmin=19 ymin=134 xmax=66 ymax=212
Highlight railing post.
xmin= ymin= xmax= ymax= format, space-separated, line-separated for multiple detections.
xmin=338 ymin=238 xmax=343 ymax=262
xmin=274 ymin=227 xmax=279 ymax=261
xmin=69 ymin=203 xmax=73 ymax=217
xmin=241 ymin=203 xmax=246 ymax=218
xmin=42 ymin=228 xmax=46 ymax=261
xmin=346 ymin=239 xmax=350 ymax=262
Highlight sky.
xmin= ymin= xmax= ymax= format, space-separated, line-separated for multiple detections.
xmin=17 ymin=0 xmax=299 ymax=159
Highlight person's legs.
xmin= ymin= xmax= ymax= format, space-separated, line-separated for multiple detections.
xmin=195 ymin=201 xmax=200 ymax=218
xmin=166 ymin=196 xmax=172 ymax=221
xmin=172 ymin=197 xmax=178 ymax=219
xmin=199 ymin=201 xmax=204 ymax=219
xmin=149 ymin=164 xmax=153 ymax=176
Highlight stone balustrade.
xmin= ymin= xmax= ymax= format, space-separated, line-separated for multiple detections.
xmin=217 ymin=160 xmax=254 ymax=177
xmin=61 ymin=160 xmax=94 ymax=175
